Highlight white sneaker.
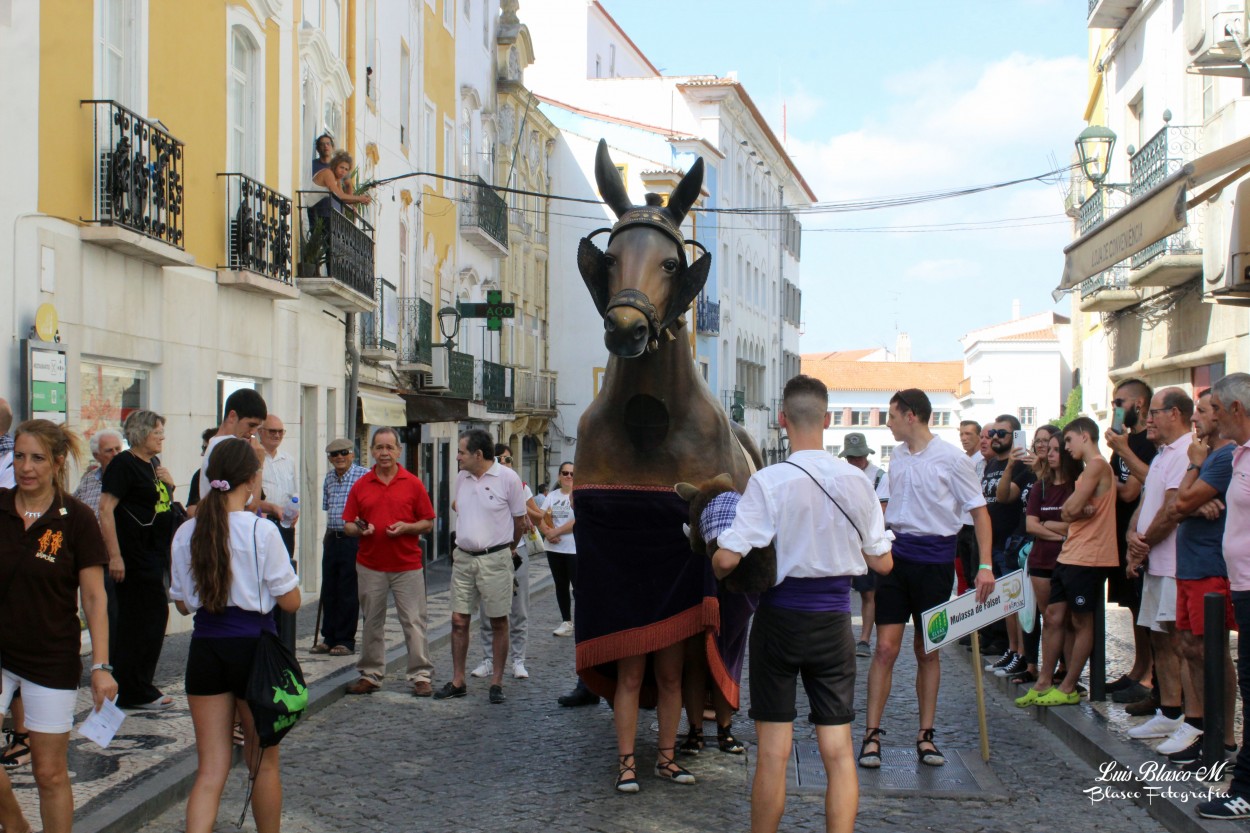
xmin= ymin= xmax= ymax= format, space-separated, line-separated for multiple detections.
xmin=512 ymin=661 xmax=529 ymax=679
xmin=1127 ymin=710 xmax=1185 ymax=740
xmin=1156 ymin=722 xmax=1203 ymax=755
xmin=553 ymin=621 xmax=574 ymax=637
xmin=470 ymin=658 xmax=493 ymax=678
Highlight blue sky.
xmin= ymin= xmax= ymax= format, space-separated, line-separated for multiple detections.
xmin=604 ymin=0 xmax=1090 ymax=360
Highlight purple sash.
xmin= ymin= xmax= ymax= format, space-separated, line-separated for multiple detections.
xmin=763 ymin=575 xmax=852 ymax=612
xmin=892 ymin=532 xmax=958 ymax=565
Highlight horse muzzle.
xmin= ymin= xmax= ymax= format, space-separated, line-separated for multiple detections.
xmin=604 ymin=306 xmax=651 ymax=358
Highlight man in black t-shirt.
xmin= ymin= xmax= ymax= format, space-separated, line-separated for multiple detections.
xmin=1104 ymin=378 xmax=1159 ymax=704
xmin=980 ymin=415 xmax=1035 ymax=676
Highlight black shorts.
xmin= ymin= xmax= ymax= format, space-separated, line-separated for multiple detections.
xmin=748 ymin=605 xmax=855 ymax=725
xmin=874 ymin=559 xmax=955 ymax=629
xmin=1107 ymin=536 xmax=1143 ymax=610
xmin=185 ymin=637 xmax=259 ymax=698
xmin=1028 ymin=567 xmax=1054 ymax=579
xmin=1049 ymin=564 xmax=1109 ymax=613
xmin=851 ymin=571 xmax=877 ymax=593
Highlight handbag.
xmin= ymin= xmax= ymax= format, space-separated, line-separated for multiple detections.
xmin=244 ymin=519 xmax=307 ymax=748
xmin=524 ymin=526 xmax=545 ymax=555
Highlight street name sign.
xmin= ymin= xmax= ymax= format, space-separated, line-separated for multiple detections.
xmin=921 ymin=569 xmax=1027 ymax=653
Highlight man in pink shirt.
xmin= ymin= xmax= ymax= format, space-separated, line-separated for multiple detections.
xmin=1199 ymin=372 xmax=1250 ymax=821
xmin=1124 ymin=388 xmax=1193 ymax=747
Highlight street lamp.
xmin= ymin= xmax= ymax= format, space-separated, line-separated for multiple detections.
xmin=1075 ymin=124 xmax=1118 ymax=187
xmin=438 ymin=305 xmax=461 ymax=350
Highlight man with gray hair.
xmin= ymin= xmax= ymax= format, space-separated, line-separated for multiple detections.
xmin=0 ymin=397 xmax=13 ymax=488
xmin=74 ymin=429 xmax=125 ymax=515
xmin=1198 ymin=372 xmax=1250 ymax=820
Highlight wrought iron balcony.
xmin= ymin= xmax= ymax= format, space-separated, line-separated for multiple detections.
xmin=481 ymin=360 xmax=514 ymax=413
xmin=1128 ymin=124 xmax=1202 ymax=276
xmin=1077 ymin=187 xmax=1126 ymax=236
xmin=82 ymin=100 xmax=186 ymax=261
xmin=1078 ymin=265 xmax=1141 ymax=312
xmin=397 ymin=298 xmax=434 ymax=370
xmin=460 ymin=175 xmax=509 ymax=256
xmin=722 ymin=387 xmax=745 ymax=422
xmin=695 ymin=294 xmax=720 ymax=335
xmin=449 ymin=350 xmax=475 ymax=399
xmin=514 ymin=368 xmax=557 ymax=413
xmin=1087 ymin=0 xmax=1141 ymax=29
xmin=217 ymin=173 xmax=293 ymax=295
xmin=296 ymin=193 xmax=376 ymax=313
xmin=361 ymin=280 xmax=398 ymax=359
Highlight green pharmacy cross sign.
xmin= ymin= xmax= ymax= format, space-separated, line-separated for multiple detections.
xmin=458 ymin=290 xmax=516 ymax=332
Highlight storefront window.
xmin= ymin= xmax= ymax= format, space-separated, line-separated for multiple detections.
xmin=80 ymin=361 xmax=149 ymax=440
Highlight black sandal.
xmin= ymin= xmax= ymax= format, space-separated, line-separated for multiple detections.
xmin=858 ymin=727 xmax=883 ymax=769
xmin=917 ymin=728 xmax=945 ymax=766
xmin=1009 ymin=670 xmax=1038 ymax=685
xmin=717 ymin=723 xmax=745 ymax=754
xmin=679 ymin=728 xmax=704 ymax=755
xmin=655 ymin=747 xmax=696 ymax=784
xmin=1 ymin=731 xmax=31 ymax=769
xmin=616 ymin=752 xmax=639 ymax=794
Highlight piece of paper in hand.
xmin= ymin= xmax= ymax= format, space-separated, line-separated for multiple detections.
xmin=78 ymin=698 xmax=125 ymax=748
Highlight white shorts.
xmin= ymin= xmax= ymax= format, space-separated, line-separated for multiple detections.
xmin=0 ymin=668 xmax=79 ymax=734
xmin=1137 ymin=573 xmax=1177 ymax=633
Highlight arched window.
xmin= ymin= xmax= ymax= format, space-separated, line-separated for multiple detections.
xmin=228 ymin=27 xmax=259 ymax=177
xmin=481 ymin=124 xmax=495 ymax=180
xmin=461 ymin=108 xmax=472 ymax=175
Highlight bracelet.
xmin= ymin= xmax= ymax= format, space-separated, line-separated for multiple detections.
xmin=91 ymin=663 xmax=113 ymax=673
xmin=978 ymin=564 xmax=993 ymax=571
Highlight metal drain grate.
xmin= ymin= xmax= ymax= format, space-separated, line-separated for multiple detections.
xmin=790 ymin=742 xmax=1006 ymax=798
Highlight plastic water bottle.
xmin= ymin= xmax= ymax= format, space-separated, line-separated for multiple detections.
xmin=280 ymin=495 xmax=300 ymax=528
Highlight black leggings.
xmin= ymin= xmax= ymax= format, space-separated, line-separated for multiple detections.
xmin=548 ymin=551 xmax=578 ymax=621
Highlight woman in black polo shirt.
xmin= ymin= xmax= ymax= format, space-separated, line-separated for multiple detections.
xmin=0 ymin=420 xmax=115 ymax=833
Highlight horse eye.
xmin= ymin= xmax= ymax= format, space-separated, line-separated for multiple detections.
xmin=603 ymin=254 xmax=617 ymax=268
xmin=662 ymin=259 xmax=678 ymax=272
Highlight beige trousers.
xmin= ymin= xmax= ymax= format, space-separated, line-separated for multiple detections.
xmin=356 ymin=564 xmax=432 ymax=684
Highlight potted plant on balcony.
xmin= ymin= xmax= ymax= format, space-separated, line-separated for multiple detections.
xmin=298 ymin=218 xmax=328 ymax=278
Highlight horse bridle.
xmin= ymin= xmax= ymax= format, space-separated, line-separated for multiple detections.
xmin=578 ymin=221 xmax=711 ymax=353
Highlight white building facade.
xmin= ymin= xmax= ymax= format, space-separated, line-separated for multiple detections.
xmin=957 ymin=311 xmax=1073 ymax=429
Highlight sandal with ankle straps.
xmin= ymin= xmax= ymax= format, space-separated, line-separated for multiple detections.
xmin=679 ymin=727 xmax=704 ymax=755
xmin=717 ymin=723 xmax=745 ymax=754
xmin=616 ymin=752 xmax=639 ymax=794
xmin=858 ymin=727 xmax=883 ymax=769
xmin=1 ymin=730 xmax=31 ymax=769
xmin=917 ymin=728 xmax=945 ymax=766
xmin=655 ymin=747 xmax=696 ymax=784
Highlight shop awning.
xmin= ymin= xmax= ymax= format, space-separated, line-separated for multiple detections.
xmin=359 ymin=391 xmax=408 ymax=426
xmin=1058 ymin=133 xmax=1250 ymax=291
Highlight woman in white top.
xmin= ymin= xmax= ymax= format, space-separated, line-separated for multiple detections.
xmin=540 ymin=462 xmax=577 ymax=636
xmin=170 ymin=438 xmax=300 ymax=833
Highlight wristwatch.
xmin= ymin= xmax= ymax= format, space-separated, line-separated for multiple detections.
xmin=90 ymin=663 xmax=113 ymax=673
xmin=1186 ymin=463 xmax=1200 ymax=472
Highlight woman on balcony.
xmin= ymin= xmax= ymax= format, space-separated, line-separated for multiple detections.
xmin=311 ymin=151 xmax=371 ymax=220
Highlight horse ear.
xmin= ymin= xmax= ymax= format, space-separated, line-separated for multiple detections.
xmin=710 ymin=472 xmax=735 ymax=492
xmin=674 ymin=482 xmax=700 ymax=503
xmin=595 ymin=139 xmax=633 ymax=218
xmin=665 ymin=157 xmax=704 ymax=226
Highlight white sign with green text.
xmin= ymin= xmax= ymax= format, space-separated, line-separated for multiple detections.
xmin=922 ymin=569 xmax=1028 ymax=654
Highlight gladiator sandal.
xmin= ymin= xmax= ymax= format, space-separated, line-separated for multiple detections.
xmin=858 ymin=727 xmax=883 ymax=769
xmin=679 ymin=727 xmax=705 ymax=755
xmin=615 ymin=752 xmax=639 ymax=794
xmin=717 ymin=723 xmax=745 ymax=754
xmin=655 ymin=747 xmax=696 ymax=784
xmin=917 ymin=728 xmax=946 ymax=766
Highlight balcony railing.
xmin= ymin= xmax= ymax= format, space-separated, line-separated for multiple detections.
xmin=514 ymin=368 xmax=556 ymax=412
xmin=1129 ymin=124 xmax=1202 ymax=270
xmin=481 ymin=360 xmax=514 ymax=413
xmin=222 ymin=173 xmax=291 ymax=283
xmin=397 ymin=298 xmax=433 ymax=367
xmin=1077 ymin=187 xmax=1126 ymax=236
xmin=460 ymin=175 xmax=509 ymax=255
xmin=722 ymin=387 xmax=745 ymax=422
xmin=296 ymin=193 xmax=376 ymax=307
xmin=83 ymin=100 xmax=185 ymax=249
xmin=1079 ymin=265 xmax=1131 ymax=297
xmin=449 ymin=350 xmax=475 ymax=399
xmin=361 ymin=280 xmax=397 ymax=355
xmin=695 ymin=294 xmax=720 ymax=335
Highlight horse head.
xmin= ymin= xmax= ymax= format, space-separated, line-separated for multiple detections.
xmin=578 ymin=139 xmax=711 ymax=358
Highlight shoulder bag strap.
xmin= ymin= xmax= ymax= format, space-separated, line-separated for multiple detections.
xmin=783 ymin=460 xmax=865 ymax=543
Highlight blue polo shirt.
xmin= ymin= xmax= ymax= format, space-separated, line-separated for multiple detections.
xmin=1177 ymin=444 xmax=1235 ymax=580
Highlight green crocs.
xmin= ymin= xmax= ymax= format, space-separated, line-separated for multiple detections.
xmin=1015 ymin=687 xmax=1049 ymax=708
xmin=1034 ymin=687 xmax=1080 ymax=706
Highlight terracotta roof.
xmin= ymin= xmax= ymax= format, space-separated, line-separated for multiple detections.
xmin=999 ymin=328 xmax=1059 ymax=342
xmin=802 ymin=349 xmax=878 ymax=362
xmin=803 ymin=360 xmax=965 ymax=393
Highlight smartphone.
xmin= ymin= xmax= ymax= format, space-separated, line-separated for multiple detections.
xmin=1013 ymin=429 xmax=1028 ymax=452
xmin=1111 ymin=406 xmax=1126 ymax=435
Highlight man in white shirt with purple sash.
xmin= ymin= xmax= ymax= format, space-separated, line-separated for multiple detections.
xmin=861 ymin=388 xmax=992 ymax=770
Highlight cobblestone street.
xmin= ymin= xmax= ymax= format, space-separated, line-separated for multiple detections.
xmin=132 ymin=582 xmax=1170 ymax=833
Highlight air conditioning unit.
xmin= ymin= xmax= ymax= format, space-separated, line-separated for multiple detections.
xmin=1188 ymin=4 xmax=1245 ymax=72
xmin=1210 ymin=178 xmax=1250 ymax=305
xmin=425 ymin=347 xmax=451 ymax=390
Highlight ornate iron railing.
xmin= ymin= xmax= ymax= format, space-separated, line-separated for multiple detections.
xmin=1088 ymin=0 xmax=1097 ymax=16
xmin=449 ymin=350 xmax=474 ymax=399
xmin=722 ymin=387 xmax=745 ymax=422
xmin=460 ymin=175 xmax=508 ymax=249
xmin=482 ymin=360 xmax=513 ymax=413
xmin=1077 ymin=187 xmax=1126 ymax=236
xmin=1129 ymin=124 xmax=1202 ymax=269
xmin=1079 ymin=265 xmax=1130 ymax=297
xmin=297 ymin=193 xmax=376 ymax=300
xmin=221 ymin=173 xmax=292 ymax=282
xmin=514 ymin=368 xmax=556 ymax=411
xmin=397 ymin=298 xmax=433 ymax=366
xmin=83 ymin=100 xmax=185 ymax=248
xmin=361 ymin=281 xmax=396 ymax=353
xmin=695 ymin=293 xmax=720 ymax=335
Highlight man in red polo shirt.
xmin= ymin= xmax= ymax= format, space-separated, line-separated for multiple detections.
xmin=342 ymin=427 xmax=437 ymax=697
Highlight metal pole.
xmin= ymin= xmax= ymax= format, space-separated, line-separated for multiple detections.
xmin=1203 ymin=592 xmax=1227 ymax=769
xmin=1090 ymin=582 xmax=1106 ymax=702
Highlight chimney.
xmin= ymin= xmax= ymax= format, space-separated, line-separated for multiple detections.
xmin=896 ymin=332 xmax=911 ymax=362
xmin=1012 ymin=299 xmax=1021 ymax=320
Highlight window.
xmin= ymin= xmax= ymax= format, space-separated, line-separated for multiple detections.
xmin=461 ymin=108 xmax=472 ymax=174
xmin=99 ymin=0 xmax=139 ymax=108
xmin=365 ymin=0 xmax=377 ymax=101
xmin=826 ymin=445 xmax=841 ymax=457
xmin=399 ymin=220 xmax=409 ymax=295
xmin=482 ymin=0 xmax=490 ymax=47
xmin=423 ymin=101 xmax=437 ymax=172
xmin=326 ymin=0 xmax=341 ymax=57
xmin=850 ymin=410 xmax=870 ymax=426
xmin=227 ymin=28 xmax=259 ymax=177
xmin=304 ymin=0 xmax=321 ymax=27
xmin=880 ymin=444 xmax=895 ymax=463
xmin=595 ymin=55 xmax=601 ymax=78
xmin=829 ymin=411 xmax=845 ymax=427
xmin=609 ymin=44 xmax=616 ymax=77
xmin=399 ymin=44 xmax=410 ymax=146
xmin=217 ymin=376 xmax=260 ymax=423
xmin=443 ymin=119 xmax=455 ymax=195
xmin=80 ymin=361 xmax=148 ymax=441
xmin=1017 ymin=407 xmax=1036 ymax=428
xmin=930 ymin=410 xmax=951 ymax=427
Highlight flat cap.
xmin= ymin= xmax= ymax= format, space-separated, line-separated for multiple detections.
xmin=325 ymin=438 xmax=354 ymax=454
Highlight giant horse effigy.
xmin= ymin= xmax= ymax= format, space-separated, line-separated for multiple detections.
xmin=571 ymin=139 xmax=763 ymax=789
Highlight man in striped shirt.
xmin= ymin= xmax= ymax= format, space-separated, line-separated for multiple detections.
xmin=316 ymin=438 xmax=368 ymax=655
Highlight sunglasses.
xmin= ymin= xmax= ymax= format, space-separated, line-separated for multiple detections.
xmin=893 ymin=391 xmax=919 ymax=416
xmin=329 ymin=449 xmax=352 ymax=458
xmin=265 ymin=429 xmax=285 ymax=436
xmin=559 ymin=470 xmax=573 ymax=476
xmin=987 ymin=429 xmax=1010 ymax=438
xmin=498 ymin=456 xmax=513 ymax=464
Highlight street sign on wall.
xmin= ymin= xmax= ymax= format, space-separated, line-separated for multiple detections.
xmin=23 ymin=339 xmax=69 ymax=424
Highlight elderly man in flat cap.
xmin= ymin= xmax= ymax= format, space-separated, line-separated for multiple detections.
xmin=839 ymin=433 xmax=891 ymax=657
xmin=316 ymin=438 xmax=369 ymax=655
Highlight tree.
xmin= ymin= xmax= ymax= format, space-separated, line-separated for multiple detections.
xmin=1051 ymin=385 xmax=1082 ymax=429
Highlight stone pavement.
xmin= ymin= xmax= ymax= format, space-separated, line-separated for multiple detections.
xmin=124 ymin=591 xmax=1169 ymax=833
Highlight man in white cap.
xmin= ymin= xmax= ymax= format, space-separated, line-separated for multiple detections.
xmin=317 ymin=438 xmax=368 ymax=656
xmin=840 ymin=433 xmax=890 ymax=657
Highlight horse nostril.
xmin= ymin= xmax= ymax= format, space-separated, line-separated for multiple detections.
xmin=631 ymin=322 xmax=647 ymax=340
xmin=605 ymin=318 xmax=617 ymax=333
